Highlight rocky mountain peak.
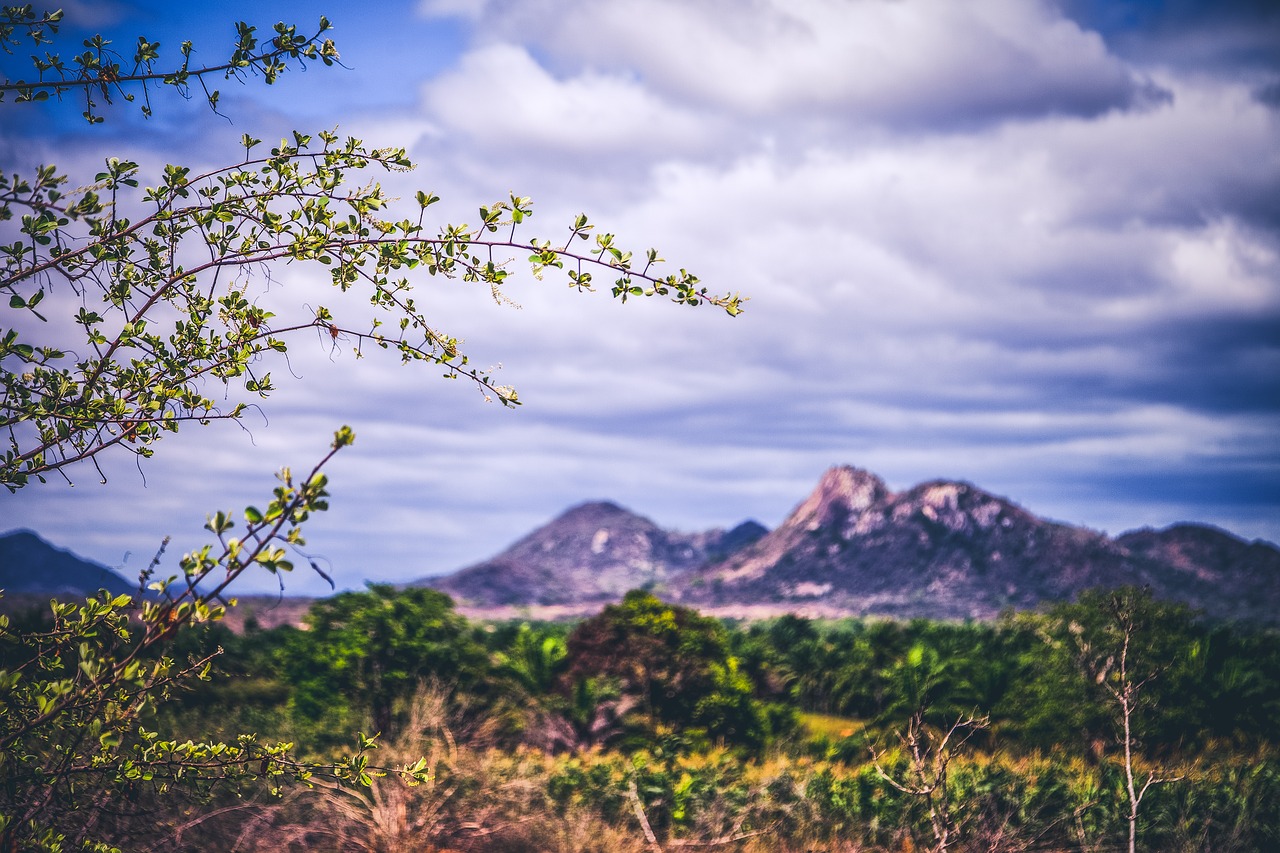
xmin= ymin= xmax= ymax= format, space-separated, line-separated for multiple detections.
xmin=786 ymin=466 xmax=889 ymax=532
xmin=890 ymin=480 xmax=1033 ymax=537
xmin=553 ymin=500 xmax=634 ymax=525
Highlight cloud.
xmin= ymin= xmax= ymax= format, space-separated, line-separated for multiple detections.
xmin=420 ymin=42 xmax=716 ymax=157
xmin=429 ymin=0 xmax=1155 ymax=128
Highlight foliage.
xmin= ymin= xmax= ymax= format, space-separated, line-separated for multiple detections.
xmin=0 ymin=430 xmax=421 ymax=852
xmin=563 ymin=590 xmax=778 ymax=750
xmin=281 ymin=584 xmax=491 ymax=738
xmin=493 ymin=621 xmax=570 ymax=697
xmin=252 ymin=684 xmax=471 ymax=853
xmin=83 ymin=588 xmax=1280 ymax=851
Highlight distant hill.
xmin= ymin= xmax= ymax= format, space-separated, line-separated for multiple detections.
xmin=0 ymin=529 xmax=138 ymax=599
xmin=417 ymin=501 xmax=767 ymax=606
xmin=674 ymin=466 xmax=1280 ymax=622
xmin=1115 ymin=523 xmax=1280 ymax=616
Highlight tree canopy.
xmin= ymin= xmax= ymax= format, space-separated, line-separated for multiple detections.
xmin=564 ymin=590 xmax=773 ymax=749
xmin=283 ymin=584 xmax=491 ymax=737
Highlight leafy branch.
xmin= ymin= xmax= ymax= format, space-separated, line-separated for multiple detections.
xmin=0 ymin=132 xmax=744 ymax=490
xmin=0 ymin=427 xmax=461 ymax=850
xmin=0 ymin=8 xmax=340 ymax=122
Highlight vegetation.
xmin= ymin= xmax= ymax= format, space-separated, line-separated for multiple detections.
xmin=560 ymin=591 xmax=787 ymax=752
xmin=70 ymin=585 xmax=1280 ymax=851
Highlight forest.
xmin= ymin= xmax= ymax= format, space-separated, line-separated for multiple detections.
xmin=5 ymin=584 xmax=1277 ymax=852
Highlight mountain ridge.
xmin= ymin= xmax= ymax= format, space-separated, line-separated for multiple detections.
xmin=674 ymin=466 xmax=1277 ymax=621
xmin=8 ymin=466 xmax=1279 ymax=622
xmin=0 ymin=529 xmax=139 ymax=599
xmin=418 ymin=500 xmax=767 ymax=607
xmin=421 ymin=465 xmax=1280 ymax=622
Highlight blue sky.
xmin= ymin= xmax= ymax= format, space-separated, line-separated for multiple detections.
xmin=2 ymin=0 xmax=1278 ymax=595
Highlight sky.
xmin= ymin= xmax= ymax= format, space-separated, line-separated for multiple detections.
xmin=2 ymin=0 xmax=1278 ymax=595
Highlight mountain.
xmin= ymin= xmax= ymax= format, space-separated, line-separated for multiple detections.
xmin=1115 ymin=523 xmax=1280 ymax=620
xmin=12 ymin=468 xmax=1277 ymax=622
xmin=0 ymin=529 xmax=139 ymax=599
xmin=674 ymin=466 xmax=1280 ymax=621
xmin=418 ymin=501 xmax=767 ymax=607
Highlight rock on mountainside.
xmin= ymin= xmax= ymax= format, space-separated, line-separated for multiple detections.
xmin=674 ymin=466 xmax=1280 ymax=622
xmin=419 ymin=501 xmax=767 ymax=607
xmin=0 ymin=529 xmax=138 ymax=598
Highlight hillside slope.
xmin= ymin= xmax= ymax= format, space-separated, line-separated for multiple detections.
xmin=419 ymin=501 xmax=766 ymax=606
xmin=0 ymin=529 xmax=138 ymax=599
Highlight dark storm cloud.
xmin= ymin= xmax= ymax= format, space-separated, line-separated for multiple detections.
xmin=1127 ymin=316 xmax=1280 ymax=415
xmin=1090 ymin=464 xmax=1280 ymax=515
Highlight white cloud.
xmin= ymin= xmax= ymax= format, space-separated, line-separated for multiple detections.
xmin=417 ymin=0 xmax=493 ymax=21
xmin=440 ymin=0 xmax=1147 ymax=126
xmin=420 ymin=42 xmax=715 ymax=155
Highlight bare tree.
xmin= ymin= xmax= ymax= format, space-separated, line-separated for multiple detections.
xmin=871 ymin=708 xmax=990 ymax=853
xmin=1063 ymin=588 xmax=1185 ymax=853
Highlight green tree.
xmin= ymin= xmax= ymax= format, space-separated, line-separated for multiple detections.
xmin=563 ymin=590 xmax=769 ymax=749
xmin=0 ymin=9 xmax=740 ymax=850
xmin=282 ymin=585 xmax=490 ymax=737
xmin=494 ymin=622 xmax=569 ymax=697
